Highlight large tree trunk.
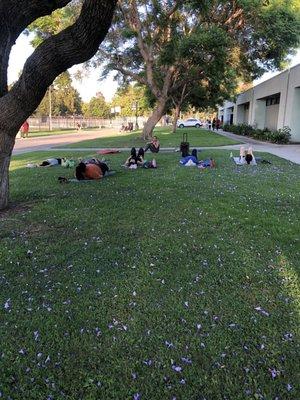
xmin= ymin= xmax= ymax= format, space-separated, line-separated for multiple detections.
xmin=172 ymin=103 xmax=181 ymax=133
xmin=142 ymin=97 xmax=167 ymax=140
xmin=0 ymin=132 xmax=15 ymax=210
xmin=0 ymin=0 xmax=117 ymax=210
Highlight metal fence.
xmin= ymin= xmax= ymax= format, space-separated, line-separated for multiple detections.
xmin=28 ymin=116 xmax=149 ymax=131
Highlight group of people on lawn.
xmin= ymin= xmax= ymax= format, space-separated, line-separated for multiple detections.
xmin=37 ymin=133 xmax=257 ymax=182
xmin=75 ymin=136 xmax=160 ymax=180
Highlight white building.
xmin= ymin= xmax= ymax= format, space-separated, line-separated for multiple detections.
xmin=218 ymin=63 xmax=300 ymax=142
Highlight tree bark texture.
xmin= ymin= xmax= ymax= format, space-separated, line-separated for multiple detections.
xmin=142 ymin=97 xmax=167 ymax=140
xmin=0 ymin=132 xmax=15 ymax=210
xmin=172 ymin=103 xmax=181 ymax=134
xmin=0 ymin=0 xmax=117 ymax=209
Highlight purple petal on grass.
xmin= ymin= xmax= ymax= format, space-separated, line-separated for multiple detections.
xmin=4 ymin=299 xmax=11 ymax=310
xmin=287 ymin=384 xmax=293 ymax=392
xmin=283 ymin=332 xmax=293 ymax=341
xmin=255 ymin=306 xmax=270 ymax=317
xmin=181 ymin=357 xmax=192 ymax=364
xmin=143 ymin=359 xmax=152 ymax=366
xmin=165 ymin=341 xmax=175 ymax=349
xmin=133 ymin=393 xmax=141 ymax=400
xmin=172 ymin=365 xmax=182 ymax=372
xmin=269 ymin=368 xmax=279 ymax=379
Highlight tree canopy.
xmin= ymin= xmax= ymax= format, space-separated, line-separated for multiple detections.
xmin=99 ymin=0 xmax=300 ymax=138
xmin=82 ymin=92 xmax=110 ymax=118
xmin=35 ymin=72 xmax=82 ymax=116
xmin=111 ymin=85 xmax=151 ymax=117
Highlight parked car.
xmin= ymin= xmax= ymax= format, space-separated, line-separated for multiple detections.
xmin=177 ymin=118 xmax=202 ymax=128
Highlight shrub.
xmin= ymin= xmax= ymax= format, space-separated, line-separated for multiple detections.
xmin=270 ymin=126 xmax=291 ymax=144
xmin=222 ymin=123 xmax=291 ymax=144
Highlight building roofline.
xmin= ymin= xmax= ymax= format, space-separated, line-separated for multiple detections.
xmin=239 ymin=63 xmax=300 ymax=96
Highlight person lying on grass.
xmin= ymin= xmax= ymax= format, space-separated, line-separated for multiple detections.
xmin=180 ymin=149 xmax=199 ymax=166
xmin=144 ymin=136 xmax=160 ymax=153
xmin=75 ymin=159 xmax=109 ymax=180
xmin=198 ymin=158 xmax=216 ymax=169
xmin=239 ymin=146 xmax=256 ymax=165
xmin=124 ymin=147 xmax=157 ymax=169
xmin=124 ymin=147 xmax=144 ymax=168
xmin=39 ymin=157 xmax=64 ymax=167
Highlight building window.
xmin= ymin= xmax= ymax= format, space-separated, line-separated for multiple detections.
xmin=266 ymin=96 xmax=280 ymax=106
xmin=244 ymin=103 xmax=250 ymax=111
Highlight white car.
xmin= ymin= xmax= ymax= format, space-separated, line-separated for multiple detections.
xmin=177 ymin=118 xmax=202 ymax=128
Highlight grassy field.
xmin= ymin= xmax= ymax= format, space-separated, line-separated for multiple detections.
xmin=0 ymin=149 xmax=299 ymax=399
xmin=61 ymin=127 xmax=241 ymax=149
xmin=26 ymin=127 xmax=100 ymax=138
xmin=27 ymin=129 xmax=77 ymax=138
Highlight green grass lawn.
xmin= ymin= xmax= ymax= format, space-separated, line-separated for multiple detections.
xmin=27 ymin=129 xmax=77 ymax=138
xmin=27 ymin=127 xmax=100 ymax=138
xmin=61 ymin=126 xmax=241 ymax=149
xmin=1 ymin=150 xmax=299 ymax=399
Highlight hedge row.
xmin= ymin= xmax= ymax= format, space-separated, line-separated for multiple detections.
xmin=223 ymin=124 xmax=291 ymax=144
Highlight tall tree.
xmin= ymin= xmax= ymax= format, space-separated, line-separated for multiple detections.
xmin=111 ymin=85 xmax=151 ymax=117
xmin=82 ymin=92 xmax=110 ymax=118
xmin=35 ymin=72 xmax=82 ymax=116
xmin=0 ymin=0 xmax=117 ymax=210
xmin=99 ymin=0 xmax=300 ymax=139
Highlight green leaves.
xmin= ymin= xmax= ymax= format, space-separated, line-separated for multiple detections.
xmin=28 ymin=3 xmax=80 ymax=47
xmin=35 ymin=72 xmax=82 ymax=116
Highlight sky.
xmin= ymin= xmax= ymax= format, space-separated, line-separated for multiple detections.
xmin=8 ymin=33 xmax=300 ymax=103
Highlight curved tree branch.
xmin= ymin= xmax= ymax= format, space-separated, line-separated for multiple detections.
xmin=0 ymin=0 xmax=72 ymax=96
xmin=0 ymin=0 xmax=117 ymax=135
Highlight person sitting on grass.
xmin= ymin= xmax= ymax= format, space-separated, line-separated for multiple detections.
xmin=144 ymin=136 xmax=160 ymax=153
xmin=75 ymin=160 xmax=109 ymax=180
xmin=124 ymin=147 xmax=138 ymax=168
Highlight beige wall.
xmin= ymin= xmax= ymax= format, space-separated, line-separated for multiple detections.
xmin=218 ymin=64 xmax=300 ymax=142
xmin=265 ymin=104 xmax=280 ymax=131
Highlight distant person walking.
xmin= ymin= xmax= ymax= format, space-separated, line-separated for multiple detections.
xmin=216 ymin=118 xmax=221 ymax=131
xmin=212 ymin=118 xmax=216 ymax=131
xmin=20 ymin=120 xmax=29 ymax=138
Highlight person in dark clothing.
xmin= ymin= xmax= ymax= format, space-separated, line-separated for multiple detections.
xmin=212 ymin=118 xmax=216 ymax=131
xmin=137 ymin=148 xmax=145 ymax=166
xmin=125 ymin=147 xmax=138 ymax=167
xmin=144 ymin=136 xmax=160 ymax=153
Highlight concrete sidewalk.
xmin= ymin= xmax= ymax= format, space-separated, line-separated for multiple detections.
xmin=215 ymin=129 xmax=300 ymax=165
